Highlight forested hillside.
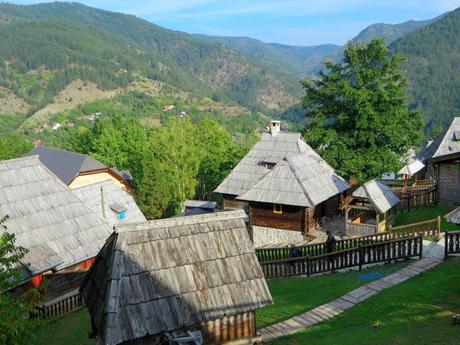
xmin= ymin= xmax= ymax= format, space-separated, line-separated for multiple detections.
xmin=0 ymin=2 xmax=299 ymax=122
xmin=196 ymin=35 xmax=339 ymax=77
xmin=390 ymin=7 xmax=460 ymax=137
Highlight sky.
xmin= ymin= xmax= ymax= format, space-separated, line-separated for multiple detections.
xmin=7 ymin=0 xmax=460 ymax=45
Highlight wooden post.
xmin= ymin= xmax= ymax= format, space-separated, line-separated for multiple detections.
xmin=444 ymin=232 xmax=449 ymax=260
xmin=419 ymin=233 xmax=423 ymax=259
xmin=344 ymin=206 xmax=349 ymax=234
xmin=376 ymin=213 xmax=380 ymax=233
xmin=436 ymin=216 xmax=441 ymax=237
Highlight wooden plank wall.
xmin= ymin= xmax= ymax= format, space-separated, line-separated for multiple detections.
xmin=223 ymin=195 xmax=249 ymax=210
xmin=249 ymin=202 xmax=305 ymax=232
xmin=437 ymin=161 xmax=460 ymax=203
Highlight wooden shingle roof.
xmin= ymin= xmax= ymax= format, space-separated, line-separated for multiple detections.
xmin=215 ymin=132 xmax=349 ymax=206
xmin=0 ymin=156 xmax=113 ymax=278
xmin=72 ymin=180 xmax=146 ymax=227
xmin=352 ymin=179 xmax=400 ymax=214
xmin=418 ymin=117 xmax=460 ymax=161
xmin=80 ymin=210 xmax=272 ymax=345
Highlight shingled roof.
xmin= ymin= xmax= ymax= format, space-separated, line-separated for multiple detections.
xmin=0 ymin=156 xmax=112 ymax=278
xmin=418 ymin=117 xmax=460 ymax=161
xmin=72 ymin=180 xmax=146 ymax=227
xmin=352 ymin=179 xmax=400 ymax=214
xmin=81 ymin=210 xmax=272 ymax=345
xmin=215 ymin=132 xmax=349 ymax=206
xmin=27 ymin=146 xmax=107 ymax=184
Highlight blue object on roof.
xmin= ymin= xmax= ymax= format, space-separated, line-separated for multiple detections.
xmin=358 ymin=272 xmax=385 ymax=280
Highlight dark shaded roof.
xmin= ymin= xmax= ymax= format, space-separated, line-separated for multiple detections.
xmin=183 ymin=200 xmax=217 ymax=210
xmin=110 ymin=167 xmax=133 ymax=181
xmin=26 ymin=146 xmax=106 ymax=184
xmin=81 ymin=210 xmax=272 ymax=345
xmin=418 ymin=117 xmax=460 ymax=162
xmin=0 ymin=156 xmax=113 ymax=279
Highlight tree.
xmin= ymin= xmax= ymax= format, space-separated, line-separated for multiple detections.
xmin=0 ymin=215 xmax=45 ymax=345
xmin=0 ymin=133 xmax=33 ymax=160
xmin=303 ymin=39 xmax=423 ymax=183
xmin=195 ymin=117 xmax=246 ymax=201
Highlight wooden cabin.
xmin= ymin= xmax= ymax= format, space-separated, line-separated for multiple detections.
xmin=214 ymin=121 xmax=350 ymax=246
xmin=0 ymin=156 xmax=113 ymax=300
xmin=80 ymin=210 xmax=272 ymax=345
xmin=419 ymin=117 xmax=460 ymax=203
xmin=27 ymin=146 xmax=133 ymax=192
xmin=343 ymin=179 xmax=400 ymax=237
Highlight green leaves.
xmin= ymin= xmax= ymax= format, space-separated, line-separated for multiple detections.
xmin=0 ymin=132 xmax=33 ymax=160
xmin=303 ymin=39 xmax=423 ymax=184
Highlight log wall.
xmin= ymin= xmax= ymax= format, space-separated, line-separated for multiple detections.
xmin=437 ymin=161 xmax=460 ymax=203
xmin=223 ymin=194 xmax=249 ymax=210
xmin=249 ymin=202 xmax=306 ymax=232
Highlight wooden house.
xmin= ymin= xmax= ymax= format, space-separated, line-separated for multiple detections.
xmin=26 ymin=146 xmax=133 ymax=192
xmin=0 ymin=156 xmax=113 ymax=300
xmin=420 ymin=117 xmax=460 ymax=203
xmin=80 ymin=210 xmax=272 ymax=345
xmin=72 ymin=180 xmax=146 ymax=227
xmin=343 ymin=179 xmax=400 ymax=237
xmin=214 ymin=121 xmax=350 ymax=246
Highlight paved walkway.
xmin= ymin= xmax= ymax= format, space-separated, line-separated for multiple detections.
xmin=258 ymin=238 xmax=445 ymax=343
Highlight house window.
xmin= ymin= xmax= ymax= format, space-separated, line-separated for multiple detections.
xmin=273 ymin=204 xmax=283 ymax=214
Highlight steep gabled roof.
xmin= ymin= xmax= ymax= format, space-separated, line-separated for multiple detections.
xmin=26 ymin=146 xmax=106 ymax=184
xmin=81 ymin=210 xmax=272 ymax=345
xmin=236 ymin=153 xmax=349 ymax=207
xmin=214 ymin=132 xmax=349 ymax=203
xmin=418 ymin=117 xmax=460 ymax=161
xmin=0 ymin=156 xmax=112 ymax=279
xmin=352 ymin=179 xmax=400 ymax=214
xmin=72 ymin=180 xmax=146 ymax=227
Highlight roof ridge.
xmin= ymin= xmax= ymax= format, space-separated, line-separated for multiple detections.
xmin=285 ymin=156 xmax=315 ymax=206
xmin=115 ymin=209 xmax=246 ymax=232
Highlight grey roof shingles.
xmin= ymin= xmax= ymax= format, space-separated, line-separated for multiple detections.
xmin=26 ymin=146 xmax=106 ymax=185
xmin=80 ymin=210 xmax=272 ymax=345
xmin=72 ymin=180 xmax=146 ymax=227
xmin=352 ymin=179 xmax=400 ymax=214
xmin=418 ymin=117 xmax=460 ymax=161
xmin=0 ymin=156 xmax=113 ymax=278
xmin=215 ymin=132 xmax=349 ymax=206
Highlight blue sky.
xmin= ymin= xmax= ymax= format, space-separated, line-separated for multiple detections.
xmin=8 ymin=1 xmax=460 ymax=45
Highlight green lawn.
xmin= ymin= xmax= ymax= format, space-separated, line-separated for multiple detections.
xmin=271 ymin=257 xmax=460 ymax=345
xmin=256 ymin=262 xmax=407 ymax=329
xmin=394 ymin=203 xmax=460 ymax=231
xmin=36 ymin=309 xmax=94 ymax=345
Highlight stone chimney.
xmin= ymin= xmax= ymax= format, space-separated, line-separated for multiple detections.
xmin=270 ymin=120 xmax=281 ymax=137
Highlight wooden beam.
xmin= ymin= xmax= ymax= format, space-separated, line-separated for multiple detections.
xmin=346 ymin=204 xmax=374 ymax=211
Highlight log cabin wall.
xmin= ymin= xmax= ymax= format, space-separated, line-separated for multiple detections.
xmin=436 ymin=160 xmax=460 ymax=203
xmin=322 ymin=195 xmax=341 ymax=217
xmin=223 ymin=194 xmax=249 ymax=210
xmin=249 ymin=202 xmax=306 ymax=232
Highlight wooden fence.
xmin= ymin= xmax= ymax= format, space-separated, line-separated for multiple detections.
xmin=37 ymin=289 xmax=83 ymax=318
xmin=259 ymin=235 xmax=423 ymax=279
xmin=444 ymin=231 xmax=460 ymax=259
xmin=392 ymin=185 xmax=437 ymax=214
xmin=388 ymin=217 xmax=440 ymax=239
xmin=256 ymin=230 xmax=425 ymax=262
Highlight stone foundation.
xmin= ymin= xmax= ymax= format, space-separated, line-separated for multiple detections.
xmin=252 ymin=226 xmax=304 ymax=247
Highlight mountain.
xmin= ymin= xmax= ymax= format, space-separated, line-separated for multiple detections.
xmin=390 ymin=7 xmax=460 ymax=137
xmin=326 ymin=17 xmax=439 ymax=64
xmin=0 ymin=2 xmax=299 ymax=127
xmin=195 ymin=35 xmax=339 ymax=77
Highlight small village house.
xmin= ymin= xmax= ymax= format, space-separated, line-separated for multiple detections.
xmin=214 ymin=121 xmax=350 ymax=246
xmin=27 ymin=146 xmax=133 ymax=192
xmin=81 ymin=210 xmax=272 ymax=345
xmin=72 ymin=180 xmax=146 ymax=227
xmin=0 ymin=156 xmax=113 ymax=300
xmin=342 ymin=179 xmax=400 ymax=236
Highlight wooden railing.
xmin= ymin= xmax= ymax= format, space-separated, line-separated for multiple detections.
xmin=37 ymin=289 xmax=83 ymax=318
xmin=444 ymin=231 xmax=460 ymax=259
xmin=389 ymin=217 xmax=440 ymax=239
xmin=259 ymin=235 xmax=423 ymax=279
xmin=392 ymin=185 xmax=437 ymax=213
xmin=256 ymin=231 xmax=422 ymax=262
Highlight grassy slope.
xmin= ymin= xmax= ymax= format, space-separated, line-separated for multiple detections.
xmin=271 ymin=257 xmax=460 ymax=345
xmin=394 ymin=203 xmax=460 ymax=231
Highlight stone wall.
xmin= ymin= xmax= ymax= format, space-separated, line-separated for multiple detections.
xmin=252 ymin=226 xmax=304 ymax=247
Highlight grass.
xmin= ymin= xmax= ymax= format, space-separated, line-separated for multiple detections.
xmin=256 ymin=262 xmax=407 ymax=329
xmin=271 ymin=257 xmax=460 ymax=345
xmin=36 ymin=309 xmax=94 ymax=345
xmin=394 ymin=203 xmax=460 ymax=231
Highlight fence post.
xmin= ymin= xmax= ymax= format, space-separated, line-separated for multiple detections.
xmin=444 ymin=232 xmax=448 ymax=260
xmin=358 ymin=246 xmax=364 ymax=271
xmin=306 ymin=256 xmax=310 ymax=277
xmin=436 ymin=216 xmax=441 ymax=238
xmin=419 ymin=233 xmax=423 ymax=259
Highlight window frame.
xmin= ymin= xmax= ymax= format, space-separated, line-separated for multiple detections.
xmin=273 ymin=203 xmax=283 ymax=214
